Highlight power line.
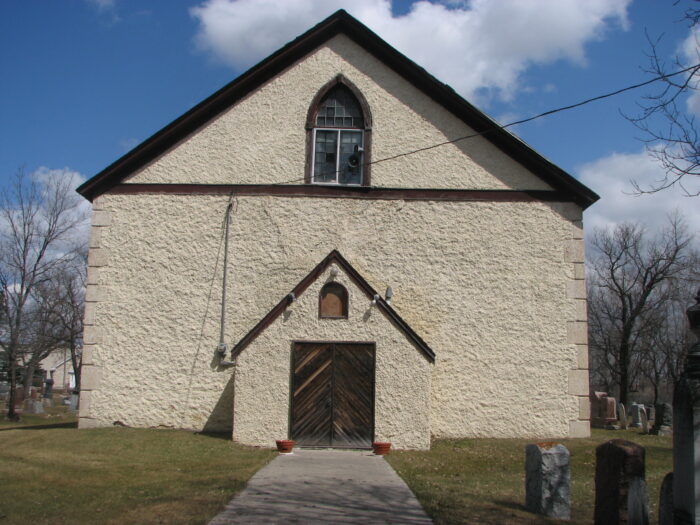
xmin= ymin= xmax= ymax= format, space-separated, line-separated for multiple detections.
xmin=274 ymin=61 xmax=700 ymax=184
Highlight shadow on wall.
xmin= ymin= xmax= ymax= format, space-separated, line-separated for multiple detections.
xmin=203 ymin=373 xmax=235 ymax=434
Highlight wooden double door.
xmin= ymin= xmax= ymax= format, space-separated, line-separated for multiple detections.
xmin=291 ymin=342 xmax=375 ymax=448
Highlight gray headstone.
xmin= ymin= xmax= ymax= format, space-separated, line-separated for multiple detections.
xmin=627 ymin=476 xmax=649 ymax=525
xmin=69 ymin=393 xmax=79 ymax=412
xmin=640 ymin=410 xmax=649 ymax=435
xmin=594 ymin=439 xmax=648 ymax=525
xmin=658 ymin=472 xmax=673 ymax=525
xmin=631 ymin=404 xmax=643 ymax=428
xmin=619 ymin=403 xmax=628 ymax=430
xmin=525 ymin=443 xmax=571 ymax=520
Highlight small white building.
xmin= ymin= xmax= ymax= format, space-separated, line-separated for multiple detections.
xmin=40 ymin=349 xmax=77 ymax=392
xmin=76 ymin=10 xmax=596 ymax=449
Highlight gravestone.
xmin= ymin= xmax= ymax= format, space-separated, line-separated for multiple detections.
xmin=594 ymin=439 xmax=648 ymax=525
xmin=43 ymin=377 xmax=54 ymax=398
xmin=652 ymin=403 xmax=672 ymax=436
xmin=672 ymin=288 xmax=700 ymax=525
xmin=646 ymin=405 xmax=655 ymax=424
xmin=640 ymin=410 xmax=649 ymax=435
xmin=525 ymin=443 xmax=571 ymax=519
xmin=592 ymin=392 xmax=619 ymax=428
xmin=591 ymin=392 xmax=606 ymax=428
xmin=22 ymin=399 xmax=44 ymax=414
xmin=605 ymin=397 xmax=620 ymax=429
xmin=69 ymin=392 xmax=79 ymax=411
xmin=657 ymin=472 xmax=673 ymax=525
xmin=631 ymin=404 xmax=644 ymax=428
xmin=619 ymin=403 xmax=628 ymax=430
xmin=14 ymin=385 xmax=25 ymax=407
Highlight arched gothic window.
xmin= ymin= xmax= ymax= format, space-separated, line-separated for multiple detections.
xmin=306 ymin=76 xmax=372 ymax=186
xmin=319 ymin=282 xmax=349 ymax=319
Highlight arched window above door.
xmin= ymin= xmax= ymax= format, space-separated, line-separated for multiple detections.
xmin=319 ymin=282 xmax=349 ymax=319
xmin=306 ymin=76 xmax=372 ymax=186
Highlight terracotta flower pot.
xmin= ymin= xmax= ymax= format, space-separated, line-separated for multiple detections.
xmin=276 ymin=439 xmax=295 ymax=453
xmin=372 ymin=441 xmax=391 ymax=455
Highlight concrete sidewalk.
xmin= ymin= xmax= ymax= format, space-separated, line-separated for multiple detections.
xmin=209 ymin=449 xmax=433 ymax=524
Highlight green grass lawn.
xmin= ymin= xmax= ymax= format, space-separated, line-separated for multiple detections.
xmin=0 ymin=421 xmax=275 ymax=525
xmin=0 ymin=403 xmax=78 ymax=430
xmin=386 ymin=429 xmax=673 ymax=524
xmin=0 ymin=417 xmax=672 ymax=525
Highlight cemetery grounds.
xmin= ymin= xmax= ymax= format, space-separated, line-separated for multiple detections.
xmin=0 ymin=405 xmax=672 ymax=524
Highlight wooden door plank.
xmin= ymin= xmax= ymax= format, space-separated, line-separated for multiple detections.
xmin=291 ymin=343 xmax=333 ymax=446
xmin=331 ymin=344 xmax=374 ymax=448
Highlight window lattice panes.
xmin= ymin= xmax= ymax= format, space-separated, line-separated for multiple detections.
xmin=316 ymin=86 xmax=363 ymax=128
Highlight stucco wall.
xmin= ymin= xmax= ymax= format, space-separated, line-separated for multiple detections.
xmin=79 ymin=192 xmax=589 ymax=441
xmin=125 ymin=35 xmax=552 ymax=192
xmin=233 ymin=264 xmax=432 ymax=450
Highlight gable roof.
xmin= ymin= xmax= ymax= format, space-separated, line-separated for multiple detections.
xmin=231 ymin=250 xmax=435 ymax=362
xmin=77 ymin=9 xmax=598 ymax=209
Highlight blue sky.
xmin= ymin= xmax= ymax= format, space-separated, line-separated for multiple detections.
xmin=1 ymin=0 xmax=697 ymax=234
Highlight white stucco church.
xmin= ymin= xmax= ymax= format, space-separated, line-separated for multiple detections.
xmin=76 ymin=10 xmax=596 ymax=449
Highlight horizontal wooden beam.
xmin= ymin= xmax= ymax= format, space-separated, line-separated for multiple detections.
xmin=110 ymin=184 xmax=567 ymax=203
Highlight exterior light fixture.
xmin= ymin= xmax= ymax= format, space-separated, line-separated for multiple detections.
xmin=385 ymin=287 xmax=393 ymax=305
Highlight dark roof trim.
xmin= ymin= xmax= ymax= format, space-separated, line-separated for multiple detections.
xmin=110 ymin=183 xmax=568 ymax=203
xmin=231 ymin=250 xmax=436 ymax=362
xmin=77 ymin=9 xmax=599 ymax=209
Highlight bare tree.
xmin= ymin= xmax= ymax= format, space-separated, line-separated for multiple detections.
xmin=0 ymin=169 xmax=86 ymax=420
xmin=587 ymin=215 xmax=697 ymax=407
xmin=636 ymin=277 xmax=696 ymax=403
xmin=626 ymin=2 xmax=700 ymax=195
xmin=30 ymin=253 xmax=86 ymax=392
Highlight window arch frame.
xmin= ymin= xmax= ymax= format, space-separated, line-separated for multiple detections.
xmin=318 ymin=281 xmax=349 ymax=319
xmin=305 ymin=75 xmax=373 ymax=186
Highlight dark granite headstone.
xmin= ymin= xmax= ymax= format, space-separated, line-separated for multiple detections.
xmin=525 ymin=443 xmax=571 ymax=519
xmin=673 ymin=363 xmax=700 ymax=524
xmin=658 ymin=472 xmax=673 ymax=525
xmin=646 ymin=405 xmax=655 ymax=424
xmin=43 ymin=377 xmax=54 ymax=398
xmin=594 ymin=439 xmax=648 ymax=525
xmin=652 ymin=403 xmax=672 ymax=436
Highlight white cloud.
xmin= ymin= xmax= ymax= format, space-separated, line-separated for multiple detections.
xmin=120 ymin=137 xmax=139 ymax=152
xmin=190 ymin=0 xmax=630 ymax=101
xmin=577 ymin=150 xmax=700 ymax=242
xmin=84 ymin=0 xmax=121 ymax=23
xmin=681 ymin=26 xmax=700 ymax=116
xmin=85 ymin=0 xmax=116 ymax=10
xmin=31 ymin=167 xmax=92 ymax=248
